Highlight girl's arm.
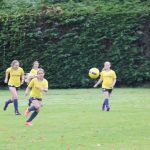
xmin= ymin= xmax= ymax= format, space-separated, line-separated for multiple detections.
xmin=21 ymin=75 xmax=25 ymax=85
xmin=110 ymin=78 xmax=117 ymax=88
xmin=93 ymin=77 xmax=103 ymax=88
xmin=4 ymin=71 xmax=9 ymax=83
xmin=38 ymin=87 xmax=48 ymax=92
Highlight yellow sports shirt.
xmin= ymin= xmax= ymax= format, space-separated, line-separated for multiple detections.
xmin=101 ymin=70 xmax=117 ymax=89
xmin=28 ymin=78 xmax=48 ymax=99
xmin=29 ymin=69 xmax=38 ymax=76
xmin=6 ymin=67 xmax=24 ymax=87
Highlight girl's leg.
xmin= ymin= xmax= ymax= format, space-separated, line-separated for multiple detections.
xmin=3 ymin=98 xmax=13 ymax=111
xmin=4 ymin=87 xmax=20 ymax=114
xmin=9 ymin=87 xmax=20 ymax=115
xmin=102 ymin=90 xmax=110 ymax=111
xmin=25 ymin=100 xmax=41 ymax=125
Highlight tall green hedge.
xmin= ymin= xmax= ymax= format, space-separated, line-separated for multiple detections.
xmin=0 ymin=11 xmax=150 ymax=88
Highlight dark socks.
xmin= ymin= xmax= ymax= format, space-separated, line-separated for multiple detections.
xmin=102 ymin=101 xmax=106 ymax=111
xmin=26 ymin=111 xmax=38 ymax=122
xmin=13 ymin=99 xmax=19 ymax=113
xmin=4 ymin=99 xmax=13 ymax=110
xmin=102 ymin=98 xmax=110 ymax=111
xmin=7 ymin=99 xmax=13 ymax=104
xmin=105 ymin=99 xmax=109 ymax=109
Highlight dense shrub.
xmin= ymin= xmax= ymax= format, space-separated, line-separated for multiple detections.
xmin=0 ymin=11 xmax=150 ymax=88
xmin=0 ymin=0 xmax=150 ymax=88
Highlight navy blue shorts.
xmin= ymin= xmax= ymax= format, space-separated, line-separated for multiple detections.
xmin=102 ymin=88 xmax=112 ymax=94
xmin=8 ymin=85 xmax=20 ymax=91
xmin=29 ymin=97 xmax=42 ymax=102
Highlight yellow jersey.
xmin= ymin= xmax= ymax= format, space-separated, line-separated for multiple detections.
xmin=101 ymin=70 xmax=117 ymax=89
xmin=28 ymin=78 xmax=48 ymax=99
xmin=6 ymin=67 xmax=24 ymax=87
xmin=29 ymin=69 xmax=38 ymax=76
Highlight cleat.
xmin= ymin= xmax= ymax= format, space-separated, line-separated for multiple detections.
xmin=106 ymin=107 xmax=110 ymax=111
xmin=15 ymin=112 xmax=21 ymax=115
xmin=25 ymin=122 xmax=32 ymax=126
xmin=24 ymin=108 xmax=30 ymax=117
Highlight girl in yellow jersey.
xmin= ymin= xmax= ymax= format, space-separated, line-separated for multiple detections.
xmin=25 ymin=61 xmax=40 ymax=84
xmin=25 ymin=61 xmax=40 ymax=106
xmin=94 ymin=61 xmax=117 ymax=111
xmin=24 ymin=68 xmax=48 ymax=126
xmin=4 ymin=60 xmax=24 ymax=115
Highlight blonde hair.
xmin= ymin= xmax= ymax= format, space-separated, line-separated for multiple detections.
xmin=37 ymin=68 xmax=45 ymax=74
xmin=104 ymin=61 xmax=111 ymax=66
xmin=11 ymin=60 xmax=19 ymax=67
xmin=33 ymin=61 xmax=39 ymax=65
xmin=32 ymin=61 xmax=39 ymax=68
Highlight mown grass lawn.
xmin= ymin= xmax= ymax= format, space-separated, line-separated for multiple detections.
xmin=0 ymin=88 xmax=150 ymax=150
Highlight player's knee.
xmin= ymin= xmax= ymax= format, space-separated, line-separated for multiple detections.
xmin=12 ymin=95 xmax=18 ymax=99
xmin=35 ymin=105 xmax=40 ymax=111
xmin=36 ymin=108 xmax=40 ymax=112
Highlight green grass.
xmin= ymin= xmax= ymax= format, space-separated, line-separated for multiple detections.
xmin=0 ymin=88 xmax=150 ymax=150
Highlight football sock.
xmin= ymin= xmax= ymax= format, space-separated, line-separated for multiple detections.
xmin=26 ymin=111 xmax=38 ymax=122
xmin=13 ymin=99 xmax=19 ymax=113
xmin=4 ymin=99 xmax=13 ymax=110
xmin=102 ymin=101 xmax=106 ymax=111
xmin=105 ymin=98 xmax=109 ymax=109
xmin=6 ymin=99 xmax=13 ymax=105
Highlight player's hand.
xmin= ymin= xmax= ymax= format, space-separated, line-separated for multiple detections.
xmin=25 ymin=79 xmax=28 ymax=83
xmin=38 ymin=87 xmax=44 ymax=91
xmin=4 ymin=79 xmax=8 ymax=83
xmin=93 ymin=84 xmax=97 ymax=88
xmin=21 ymin=81 xmax=24 ymax=85
xmin=38 ymin=87 xmax=48 ymax=92
xmin=33 ymin=75 xmax=37 ymax=78
xmin=25 ymin=92 xmax=28 ymax=97
xmin=109 ymin=86 xmax=113 ymax=89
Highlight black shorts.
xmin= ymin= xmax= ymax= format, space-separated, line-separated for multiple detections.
xmin=8 ymin=85 xmax=20 ymax=91
xmin=102 ymin=88 xmax=112 ymax=94
xmin=29 ymin=97 xmax=42 ymax=102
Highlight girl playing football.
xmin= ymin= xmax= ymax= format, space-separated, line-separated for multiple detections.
xmin=4 ymin=60 xmax=24 ymax=115
xmin=24 ymin=68 xmax=48 ymax=126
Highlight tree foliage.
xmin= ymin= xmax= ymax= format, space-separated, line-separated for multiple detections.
xmin=0 ymin=0 xmax=150 ymax=87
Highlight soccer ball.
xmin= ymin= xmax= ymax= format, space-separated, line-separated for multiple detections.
xmin=88 ymin=68 xmax=100 ymax=79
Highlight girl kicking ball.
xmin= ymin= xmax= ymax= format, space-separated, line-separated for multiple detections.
xmin=94 ymin=61 xmax=117 ymax=111
xmin=24 ymin=68 xmax=48 ymax=126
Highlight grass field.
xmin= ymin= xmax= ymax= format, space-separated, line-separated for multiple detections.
xmin=0 ymin=88 xmax=150 ymax=150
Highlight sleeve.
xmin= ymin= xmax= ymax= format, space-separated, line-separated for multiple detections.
xmin=44 ymin=80 xmax=48 ymax=89
xmin=29 ymin=69 xmax=37 ymax=76
xmin=29 ymin=69 xmax=34 ymax=74
xmin=6 ymin=68 xmax=11 ymax=74
xmin=112 ymin=71 xmax=117 ymax=79
xmin=28 ymin=79 xmax=34 ymax=88
xmin=21 ymin=68 xmax=24 ymax=76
